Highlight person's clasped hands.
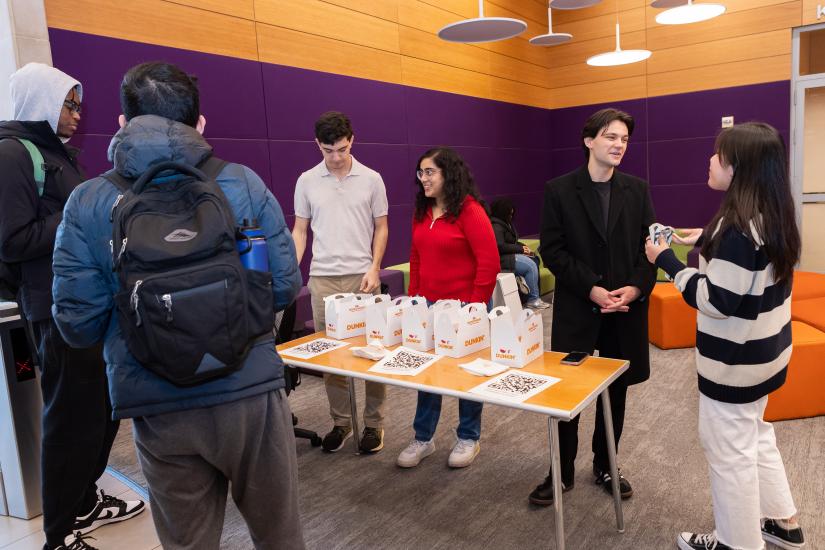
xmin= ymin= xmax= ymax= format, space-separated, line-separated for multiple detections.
xmin=589 ymin=285 xmax=640 ymax=313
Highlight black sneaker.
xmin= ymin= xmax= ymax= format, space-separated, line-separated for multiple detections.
xmin=762 ymin=518 xmax=806 ymax=549
xmin=47 ymin=532 xmax=100 ymax=550
xmin=73 ymin=489 xmax=145 ymax=535
xmin=528 ymin=475 xmax=573 ymax=506
xmin=593 ymin=466 xmax=633 ymax=499
xmin=677 ymin=532 xmax=733 ymax=550
xmin=359 ymin=427 xmax=384 ymax=453
xmin=322 ymin=425 xmax=352 ymax=452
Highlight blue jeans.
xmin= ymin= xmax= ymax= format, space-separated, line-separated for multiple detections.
xmin=413 ymin=391 xmax=483 ymax=442
xmin=412 ymin=299 xmax=485 ymax=441
xmin=514 ymin=253 xmax=540 ymax=301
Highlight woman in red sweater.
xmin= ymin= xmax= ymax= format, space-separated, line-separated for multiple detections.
xmin=396 ymin=147 xmax=499 ymax=470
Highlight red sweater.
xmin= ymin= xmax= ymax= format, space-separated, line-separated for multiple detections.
xmin=408 ymin=196 xmax=500 ymax=304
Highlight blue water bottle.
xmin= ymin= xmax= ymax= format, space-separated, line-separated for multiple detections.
xmin=237 ymin=219 xmax=269 ymax=271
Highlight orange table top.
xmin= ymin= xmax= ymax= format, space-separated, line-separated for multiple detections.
xmin=277 ymin=332 xmax=628 ymax=420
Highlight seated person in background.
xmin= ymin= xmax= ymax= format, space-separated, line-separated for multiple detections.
xmin=489 ymin=198 xmax=549 ymax=309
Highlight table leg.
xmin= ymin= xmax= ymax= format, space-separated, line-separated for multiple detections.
xmin=348 ymin=377 xmax=361 ymax=455
xmin=600 ymin=389 xmax=625 ymax=533
xmin=548 ymin=417 xmax=564 ymax=550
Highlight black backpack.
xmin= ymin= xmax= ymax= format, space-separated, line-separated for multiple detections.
xmin=106 ymin=157 xmax=274 ymax=386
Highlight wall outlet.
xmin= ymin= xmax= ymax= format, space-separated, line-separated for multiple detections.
xmin=721 ymin=116 xmax=734 ymax=128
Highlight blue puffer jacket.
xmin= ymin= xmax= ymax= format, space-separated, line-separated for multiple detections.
xmin=51 ymin=115 xmax=302 ymax=419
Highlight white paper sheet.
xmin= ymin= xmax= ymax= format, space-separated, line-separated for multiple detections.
xmin=368 ymin=347 xmax=441 ymax=377
xmin=280 ymin=338 xmax=350 ymax=359
xmin=458 ymin=358 xmax=509 ymax=377
xmin=469 ymin=370 xmax=560 ymax=403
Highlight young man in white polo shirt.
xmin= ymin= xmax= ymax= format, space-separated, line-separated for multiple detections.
xmin=292 ymin=111 xmax=389 ymax=453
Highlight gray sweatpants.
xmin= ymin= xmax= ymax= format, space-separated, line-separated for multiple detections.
xmin=133 ymin=389 xmax=305 ymax=550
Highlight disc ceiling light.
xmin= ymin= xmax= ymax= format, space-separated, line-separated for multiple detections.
xmin=654 ymin=0 xmax=726 ymax=25
xmin=548 ymin=0 xmax=601 ymax=8
xmin=529 ymin=1 xmax=572 ymax=46
xmin=586 ymin=1 xmax=651 ymax=67
xmin=438 ymin=0 xmax=527 ymax=43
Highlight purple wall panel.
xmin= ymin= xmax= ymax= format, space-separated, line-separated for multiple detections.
xmin=650 ymin=184 xmax=723 ymax=228
xmin=209 ymin=139 xmax=271 ymax=187
xmin=405 ymin=87 xmax=500 ymax=148
xmin=348 ymin=144 xmax=411 ymax=206
xmin=267 ymin=141 xmax=319 ymax=214
xmin=385 ymin=203 xmax=414 ymax=266
xmin=262 ymin=64 xmax=407 ymax=144
xmin=647 ymin=81 xmax=790 ymax=141
xmin=49 ymin=28 xmax=267 ymax=139
xmin=648 ymin=138 xmax=715 ymax=187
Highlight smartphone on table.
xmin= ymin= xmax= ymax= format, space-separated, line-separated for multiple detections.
xmin=560 ymin=351 xmax=589 ymax=366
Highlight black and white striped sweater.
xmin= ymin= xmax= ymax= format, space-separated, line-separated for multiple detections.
xmin=656 ymin=225 xmax=791 ymax=404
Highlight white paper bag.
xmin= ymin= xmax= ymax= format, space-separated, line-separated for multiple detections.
xmin=324 ymin=293 xmax=371 ymax=340
xmin=488 ymin=306 xmax=544 ymax=368
xmin=434 ymin=302 xmax=490 ymax=358
xmin=401 ymin=296 xmax=435 ymax=351
xmin=365 ymin=295 xmax=409 ymax=347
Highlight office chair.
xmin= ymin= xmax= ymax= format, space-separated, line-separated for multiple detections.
xmin=275 ymin=301 xmax=322 ymax=447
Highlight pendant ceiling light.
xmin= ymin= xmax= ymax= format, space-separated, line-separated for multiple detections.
xmin=586 ymin=1 xmax=651 ymax=67
xmin=650 ymin=0 xmax=685 ymax=7
xmin=438 ymin=0 xmax=527 ymax=43
xmin=548 ymin=0 xmax=601 ymax=8
xmin=654 ymin=0 xmax=726 ymax=25
xmin=529 ymin=1 xmax=572 ymax=46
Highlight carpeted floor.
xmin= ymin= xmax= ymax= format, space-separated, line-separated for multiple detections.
xmin=108 ymin=304 xmax=824 ymax=549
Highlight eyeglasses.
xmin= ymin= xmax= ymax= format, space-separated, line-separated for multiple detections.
xmin=63 ymin=99 xmax=82 ymax=114
xmin=416 ymin=168 xmax=441 ymax=181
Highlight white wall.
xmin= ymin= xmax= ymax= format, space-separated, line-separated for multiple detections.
xmin=0 ymin=0 xmax=51 ymax=120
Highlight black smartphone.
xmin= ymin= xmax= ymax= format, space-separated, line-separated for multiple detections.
xmin=560 ymin=351 xmax=589 ymax=366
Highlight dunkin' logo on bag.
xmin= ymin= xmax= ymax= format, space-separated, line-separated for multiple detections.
xmin=438 ymin=339 xmax=454 ymax=350
xmin=528 ymin=322 xmax=539 ymax=333
xmin=348 ymin=304 xmax=366 ymax=313
xmin=406 ymin=334 xmax=421 ymax=344
xmin=496 ymin=348 xmax=515 ymax=360
xmin=526 ymin=342 xmax=540 ymax=355
xmin=464 ymin=335 xmax=485 ymax=347
xmin=393 ymin=328 xmax=402 ymax=336
xmin=370 ymin=329 xmax=383 ymax=338
xmin=468 ymin=317 xmax=482 ymax=325
xmin=347 ymin=322 xmax=365 ymax=331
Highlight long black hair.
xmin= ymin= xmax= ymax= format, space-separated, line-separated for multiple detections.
xmin=701 ymin=122 xmax=800 ymax=283
xmin=413 ymin=147 xmax=483 ymax=221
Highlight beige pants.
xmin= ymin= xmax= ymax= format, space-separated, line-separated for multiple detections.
xmin=309 ymin=274 xmax=386 ymax=429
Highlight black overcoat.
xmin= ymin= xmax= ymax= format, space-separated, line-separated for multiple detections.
xmin=539 ymin=165 xmax=656 ymax=386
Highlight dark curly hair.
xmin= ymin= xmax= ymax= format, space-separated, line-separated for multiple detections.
xmin=413 ymin=147 xmax=483 ymax=222
xmin=315 ymin=111 xmax=353 ymax=145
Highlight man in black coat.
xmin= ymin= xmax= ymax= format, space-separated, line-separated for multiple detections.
xmin=531 ymin=108 xmax=656 ymax=506
xmin=0 ymin=63 xmax=143 ymax=550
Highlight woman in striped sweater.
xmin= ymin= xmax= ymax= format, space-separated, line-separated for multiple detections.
xmin=645 ymin=122 xmax=805 ymax=550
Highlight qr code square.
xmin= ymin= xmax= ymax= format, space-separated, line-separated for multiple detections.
xmin=382 ymin=350 xmax=430 ymax=372
xmin=488 ymin=372 xmax=547 ymax=396
xmin=292 ymin=340 xmax=339 ymax=355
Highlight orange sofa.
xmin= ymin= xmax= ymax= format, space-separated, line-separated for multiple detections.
xmin=648 ymin=282 xmax=697 ymax=349
xmin=764 ymin=321 xmax=825 ymax=421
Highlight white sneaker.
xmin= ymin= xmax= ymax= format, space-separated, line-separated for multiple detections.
xmin=397 ymin=439 xmax=435 ymax=468
xmin=448 ymin=437 xmax=480 ymax=468
xmin=526 ymin=299 xmax=550 ymax=309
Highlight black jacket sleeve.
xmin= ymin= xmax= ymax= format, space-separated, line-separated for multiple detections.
xmin=0 ymin=140 xmax=63 ymax=263
xmin=539 ymin=181 xmax=601 ymax=299
xmin=492 ymin=223 xmax=524 ymax=256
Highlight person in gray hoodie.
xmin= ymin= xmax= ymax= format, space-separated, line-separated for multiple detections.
xmin=0 ymin=63 xmax=144 ymax=550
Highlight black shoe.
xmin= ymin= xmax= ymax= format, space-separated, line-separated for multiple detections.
xmin=322 ymin=425 xmax=352 ymax=452
xmin=593 ymin=466 xmax=633 ymax=499
xmin=677 ymin=532 xmax=733 ymax=550
xmin=762 ymin=518 xmax=806 ymax=549
xmin=528 ymin=475 xmax=573 ymax=506
xmin=73 ymin=489 xmax=145 ymax=535
xmin=48 ymin=532 xmax=100 ymax=550
xmin=359 ymin=427 xmax=384 ymax=453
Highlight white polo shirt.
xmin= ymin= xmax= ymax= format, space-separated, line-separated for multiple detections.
xmin=294 ymin=156 xmax=388 ymax=277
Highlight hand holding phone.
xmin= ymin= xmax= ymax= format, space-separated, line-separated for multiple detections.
xmin=560 ymin=351 xmax=589 ymax=366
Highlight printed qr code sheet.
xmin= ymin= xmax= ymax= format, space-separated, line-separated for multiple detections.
xmin=368 ymin=347 xmax=441 ymax=377
xmin=469 ymin=370 xmax=561 ymax=404
xmin=280 ymin=338 xmax=351 ymax=359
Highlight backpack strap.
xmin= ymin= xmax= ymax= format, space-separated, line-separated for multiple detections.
xmin=101 ymin=168 xmax=134 ymax=193
xmin=100 ymin=155 xmax=227 ymax=194
xmin=12 ymin=138 xmax=46 ymax=197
